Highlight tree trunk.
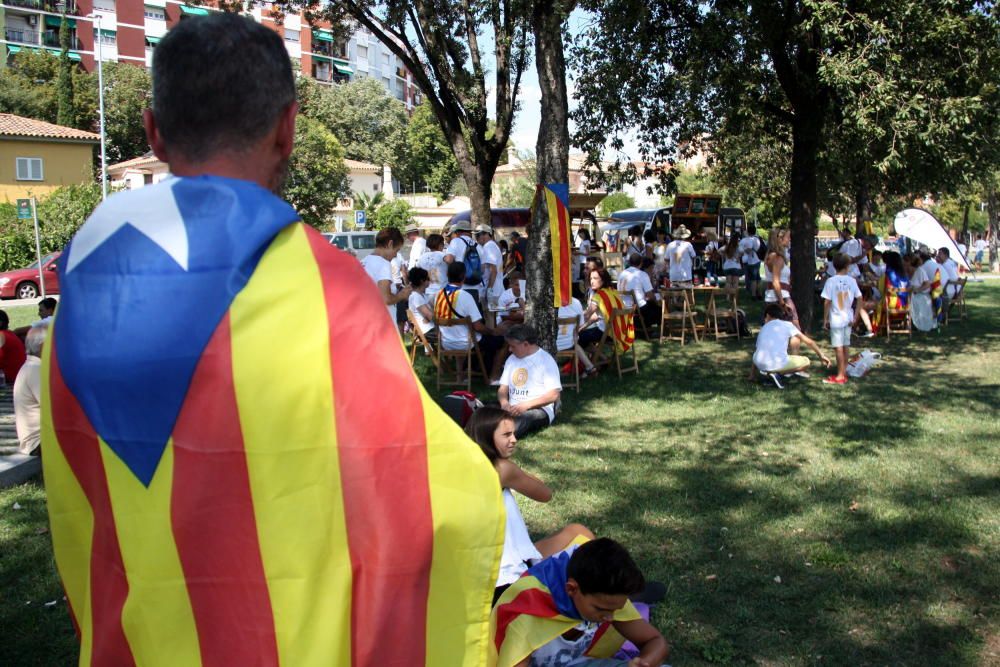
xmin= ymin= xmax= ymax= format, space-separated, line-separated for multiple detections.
xmin=451 ymin=136 xmax=494 ymax=231
xmin=854 ymin=178 xmax=872 ymax=237
xmin=989 ymin=184 xmax=999 ymax=273
xmin=789 ymin=113 xmax=823 ymax=331
xmin=961 ymin=202 xmax=970 ymax=246
xmin=525 ymin=0 xmax=569 ymax=355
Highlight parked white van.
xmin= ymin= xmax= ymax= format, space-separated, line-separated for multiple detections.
xmin=322 ymin=231 xmax=378 ymax=259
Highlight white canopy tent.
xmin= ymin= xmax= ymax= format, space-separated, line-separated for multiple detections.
xmin=892 ymin=208 xmax=971 ymax=270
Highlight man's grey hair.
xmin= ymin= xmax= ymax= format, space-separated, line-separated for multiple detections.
xmin=505 ymin=324 xmax=538 ymax=345
xmin=152 ymin=13 xmax=295 ymax=163
xmin=25 ymin=321 xmax=48 ymax=357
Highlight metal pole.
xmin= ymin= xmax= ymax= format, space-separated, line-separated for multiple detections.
xmin=31 ymin=197 xmax=46 ymax=298
xmin=93 ymin=13 xmax=108 ymax=200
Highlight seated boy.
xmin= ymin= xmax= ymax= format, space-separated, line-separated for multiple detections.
xmin=491 ymin=538 xmax=670 ymax=667
xmin=751 ymin=303 xmax=831 ymax=388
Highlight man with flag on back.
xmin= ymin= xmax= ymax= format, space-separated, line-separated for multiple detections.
xmin=41 ymin=13 xmax=503 ymax=667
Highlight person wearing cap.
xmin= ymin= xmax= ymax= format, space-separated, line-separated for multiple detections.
xmin=476 ymin=224 xmax=504 ymax=305
xmin=497 ymin=324 xmax=562 ymax=438
xmin=841 ymin=234 xmax=877 ymax=280
xmin=406 ymin=223 xmax=426 ymax=269
xmin=665 ymin=225 xmax=697 ymax=287
xmin=443 ymin=219 xmax=483 ymax=304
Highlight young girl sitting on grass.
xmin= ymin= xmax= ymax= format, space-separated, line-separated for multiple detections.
xmin=465 ymin=406 xmax=593 ymax=604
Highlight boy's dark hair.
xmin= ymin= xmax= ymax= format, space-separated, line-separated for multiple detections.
xmin=152 ymin=14 xmax=295 ymax=163
xmin=640 ymin=257 xmax=655 ymax=270
xmin=567 ymin=538 xmax=645 ymax=596
xmin=586 ymin=256 xmax=604 ymax=268
xmin=39 ymin=297 xmax=58 ymax=311
xmin=763 ymin=302 xmax=788 ymax=321
xmin=938 ymin=247 xmax=950 ymax=258
xmin=628 ymin=253 xmax=643 ymax=268
xmin=375 ymin=227 xmax=403 ymax=248
xmin=408 ymin=267 xmax=429 ymax=287
xmin=0 ymin=310 xmax=8 ymax=330
xmin=447 ymin=261 xmax=466 ymax=283
xmin=833 ymin=252 xmax=850 ymax=272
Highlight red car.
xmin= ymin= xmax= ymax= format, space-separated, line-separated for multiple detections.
xmin=0 ymin=251 xmax=61 ymax=300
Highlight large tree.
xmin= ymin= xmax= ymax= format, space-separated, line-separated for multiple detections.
xmin=284 ymin=115 xmax=350 ymax=228
xmin=280 ymin=0 xmax=530 ymax=230
xmin=394 ymin=99 xmax=460 ymax=199
xmin=574 ymin=0 xmax=1000 ymax=329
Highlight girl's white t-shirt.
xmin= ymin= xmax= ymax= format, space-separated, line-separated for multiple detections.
xmin=497 ymin=489 xmax=543 ymax=587
xmin=407 ymin=291 xmax=434 ymax=333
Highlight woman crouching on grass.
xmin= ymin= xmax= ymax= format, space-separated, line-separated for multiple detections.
xmin=465 ymin=406 xmax=593 ymax=605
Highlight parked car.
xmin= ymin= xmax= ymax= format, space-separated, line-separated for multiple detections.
xmin=322 ymin=231 xmax=378 ymax=259
xmin=0 ymin=251 xmax=62 ymax=300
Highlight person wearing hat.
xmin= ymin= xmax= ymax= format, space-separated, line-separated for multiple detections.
xmin=476 ymin=224 xmax=504 ymax=305
xmin=405 ymin=223 xmax=426 ymax=269
xmin=665 ymin=224 xmax=697 ymax=287
xmin=444 ymin=219 xmax=484 ymax=304
xmin=840 ymin=233 xmax=877 ymax=280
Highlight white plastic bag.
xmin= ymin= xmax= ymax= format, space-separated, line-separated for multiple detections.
xmin=846 ymin=349 xmax=883 ymax=378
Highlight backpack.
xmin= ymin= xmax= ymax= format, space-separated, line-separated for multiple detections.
xmin=441 ymin=391 xmax=482 ymax=427
xmin=461 ymin=238 xmax=483 ymax=285
xmin=754 ymin=236 xmax=767 ymax=262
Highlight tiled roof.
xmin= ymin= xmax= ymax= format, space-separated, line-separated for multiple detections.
xmin=108 ymin=153 xmax=164 ymax=173
xmin=344 ymin=158 xmax=381 ymax=173
xmin=0 ymin=114 xmax=100 ymax=142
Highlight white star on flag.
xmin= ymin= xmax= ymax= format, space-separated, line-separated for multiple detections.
xmin=65 ymin=178 xmax=188 ymax=274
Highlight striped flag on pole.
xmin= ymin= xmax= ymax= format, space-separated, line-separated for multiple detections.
xmin=42 ymin=176 xmax=504 ymax=667
xmin=534 ymin=183 xmax=573 ymax=307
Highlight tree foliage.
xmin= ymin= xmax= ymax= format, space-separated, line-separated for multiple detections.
xmin=597 ymin=192 xmax=635 ymax=217
xmin=0 ymin=51 xmax=92 ymax=128
xmin=0 ymin=183 xmax=103 ymax=271
xmin=372 ymin=198 xmax=416 ymax=231
xmin=284 ymin=115 xmax=350 ymax=229
xmin=394 ymin=100 xmax=460 ymax=200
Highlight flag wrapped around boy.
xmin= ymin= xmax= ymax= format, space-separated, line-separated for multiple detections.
xmin=42 ymin=175 xmax=504 ymax=666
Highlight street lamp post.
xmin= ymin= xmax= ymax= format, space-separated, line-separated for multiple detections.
xmin=87 ymin=12 xmax=108 ymax=200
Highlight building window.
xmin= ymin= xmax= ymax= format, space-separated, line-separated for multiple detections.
xmin=94 ymin=29 xmax=117 ymax=46
xmin=93 ymin=0 xmax=116 ymax=12
xmin=284 ymin=29 xmax=299 ymax=43
xmin=16 ymin=157 xmax=43 ymax=181
xmin=382 ymin=53 xmax=390 ymax=67
xmin=357 ymin=44 xmax=368 ymax=59
xmin=144 ymin=6 xmax=165 ymax=20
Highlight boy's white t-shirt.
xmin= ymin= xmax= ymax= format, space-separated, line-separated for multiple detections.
xmin=437 ymin=288 xmax=483 ymax=349
xmin=753 ymin=319 xmax=802 ymax=372
xmin=618 ymin=266 xmax=653 ymax=307
xmin=360 ymin=254 xmax=395 ymax=321
xmin=529 ymin=621 xmax=599 ymax=667
xmin=666 ymin=240 xmax=696 ymax=281
xmin=556 ymin=298 xmax=585 ymax=351
xmin=499 ymin=348 xmax=562 ymax=423
xmin=739 ymin=236 xmax=762 ymax=265
xmin=407 ymin=291 xmax=434 ymax=334
xmin=826 ymin=260 xmax=861 ymax=280
xmin=975 ymin=239 xmax=988 ymax=252
xmin=821 ymin=274 xmax=862 ymax=329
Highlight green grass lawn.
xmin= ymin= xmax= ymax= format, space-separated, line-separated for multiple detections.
xmin=2 ymin=284 xmax=997 ymax=665
xmin=0 ymin=305 xmax=40 ymax=331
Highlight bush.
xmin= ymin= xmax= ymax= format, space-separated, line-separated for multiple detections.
xmin=597 ymin=191 xmax=636 ymax=217
xmin=0 ymin=183 xmax=102 ymax=271
xmin=372 ymin=199 xmax=415 ymax=231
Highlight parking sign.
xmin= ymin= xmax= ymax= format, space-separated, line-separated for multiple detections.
xmin=355 ymin=209 xmax=367 ymax=229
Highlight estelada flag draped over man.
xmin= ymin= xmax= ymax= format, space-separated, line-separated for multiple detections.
xmin=533 ymin=183 xmax=573 ymax=307
xmin=41 ymin=176 xmax=504 ymax=667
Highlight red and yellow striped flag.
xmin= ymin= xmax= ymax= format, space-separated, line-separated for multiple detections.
xmin=533 ymin=183 xmax=573 ymax=308
xmin=594 ymin=287 xmax=635 ymax=353
xmin=42 ymin=177 xmax=503 ymax=667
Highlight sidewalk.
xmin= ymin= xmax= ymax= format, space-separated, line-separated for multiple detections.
xmin=0 ymin=387 xmax=39 ymax=488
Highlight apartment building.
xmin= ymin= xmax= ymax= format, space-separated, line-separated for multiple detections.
xmin=0 ymin=0 xmax=420 ymax=108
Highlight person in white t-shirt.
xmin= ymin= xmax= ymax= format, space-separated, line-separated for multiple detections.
xmin=739 ymin=225 xmax=763 ymax=299
xmin=617 ymin=252 xmax=659 ymax=326
xmin=405 ymin=224 xmax=426 ymax=269
xmin=443 ymin=219 xmax=483 ymax=302
xmin=936 ymin=247 xmax=961 ymax=299
xmin=475 ymin=224 xmax=504 ymax=304
xmin=360 ymin=227 xmax=412 ymax=329
xmin=973 ymin=235 xmax=989 ymax=271
xmin=416 ymin=233 xmax=447 ymax=301
xmin=840 ymin=234 xmax=876 ymax=280
xmin=665 ymin=224 xmax=697 ymax=286
xmin=821 ymin=253 xmax=865 ymax=385
xmin=556 ymin=297 xmax=598 ymax=378
xmin=574 ymin=228 xmax=592 ymax=290
xmin=495 ymin=270 xmax=526 ymax=329
xmin=406 ymin=267 xmax=436 ymax=343
xmin=436 ymin=261 xmax=505 ymax=380
xmin=498 ymin=324 xmax=562 ymax=438
xmin=752 ymin=303 xmax=831 ymax=387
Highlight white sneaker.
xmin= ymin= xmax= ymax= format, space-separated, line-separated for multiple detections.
xmin=792 ymin=371 xmax=810 ymax=379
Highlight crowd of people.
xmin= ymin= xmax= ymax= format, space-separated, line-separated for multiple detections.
xmin=1 ymin=298 xmax=55 ymax=457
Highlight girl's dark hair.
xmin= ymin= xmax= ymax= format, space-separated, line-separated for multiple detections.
xmin=578 ymin=228 xmax=591 ymax=241
xmin=590 ymin=268 xmax=614 ymax=289
xmin=882 ymin=250 xmax=906 ymax=276
xmin=375 ymin=227 xmax=404 ymax=248
xmin=723 ymin=233 xmax=740 ymax=257
xmin=408 ymin=267 xmax=429 ymax=287
xmin=426 ymin=233 xmax=445 ymax=251
xmin=464 ymin=406 xmax=514 ymax=464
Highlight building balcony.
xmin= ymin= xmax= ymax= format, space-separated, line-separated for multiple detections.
xmin=4 ymin=27 xmax=41 ymax=45
xmin=41 ymin=31 xmax=82 ymax=49
xmin=3 ymin=0 xmax=78 ymax=14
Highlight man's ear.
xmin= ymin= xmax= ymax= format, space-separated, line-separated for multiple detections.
xmin=143 ymin=109 xmax=169 ymax=163
xmin=565 ymin=578 xmax=580 ymax=596
xmin=274 ymin=101 xmax=298 ymax=162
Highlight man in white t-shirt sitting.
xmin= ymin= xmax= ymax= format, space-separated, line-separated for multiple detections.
xmin=752 ymin=303 xmax=831 ymax=388
xmin=936 ymin=247 xmax=961 ymax=299
xmin=498 ymin=324 xmax=562 ymax=437
xmin=617 ymin=252 xmax=659 ymax=326
xmin=665 ymin=224 xmax=697 ymax=287
xmin=436 ymin=261 xmax=504 ymax=381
